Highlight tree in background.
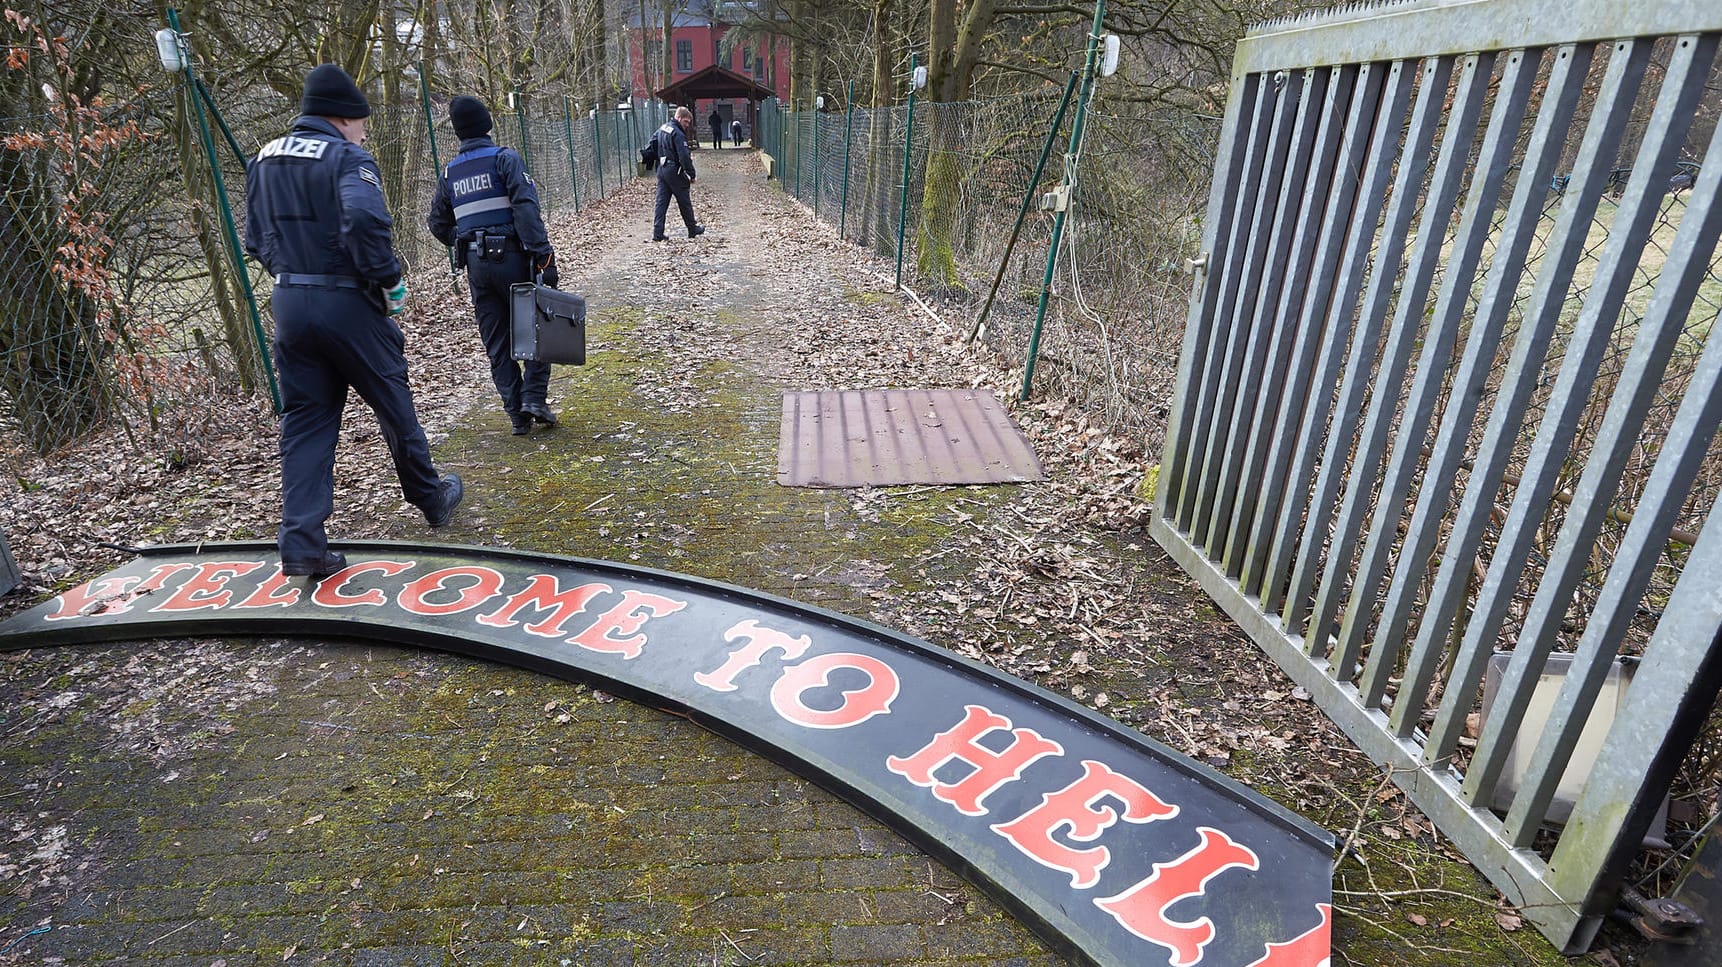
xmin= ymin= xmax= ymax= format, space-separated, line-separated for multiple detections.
xmin=0 ymin=3 xmax=162 ymax=453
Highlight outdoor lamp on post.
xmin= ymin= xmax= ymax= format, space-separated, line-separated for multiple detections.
xmin=1099 ymin=34 xmax=1121 ymax=77
xmin=153 ymin=27 xmax=184 ymax=71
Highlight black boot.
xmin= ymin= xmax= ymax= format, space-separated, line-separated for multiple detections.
xmin=282 ymin=550 xmax=347 ymax=577
xmin=423 ymin=474 xmax=464 ymax=528
xmin=510 ymin=412 xmax=532 ymax=435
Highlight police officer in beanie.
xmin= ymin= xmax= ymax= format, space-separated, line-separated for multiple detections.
xmin=244 ymin=63 xmax=463 ymax=578
xmin=428 ymin=95 xmax=559 ymax=436
xmin=652 ymin=106 xmax=704 ymax=241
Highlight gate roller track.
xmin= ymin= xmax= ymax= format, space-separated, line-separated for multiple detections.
xmin=0 ymin=541 xmax=1333 ymax=967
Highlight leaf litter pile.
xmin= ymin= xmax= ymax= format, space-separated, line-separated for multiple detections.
xmin=0 ymin=158 xmax=1628 ymax=965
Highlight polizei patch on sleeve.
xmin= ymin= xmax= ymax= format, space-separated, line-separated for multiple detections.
xmin=0 ymin=541 xmax=1335 ymax=967
xmin=258 ymin=135 xmax=330 ymax=160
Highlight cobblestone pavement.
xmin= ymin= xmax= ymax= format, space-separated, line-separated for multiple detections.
xmin=0 ymin=148 xmax=1074 ymax=965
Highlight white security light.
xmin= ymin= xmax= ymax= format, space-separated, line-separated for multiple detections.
xmin=154 ymin=28 xmax=183 ymax=72
xmin=589 ymin=108 xmax=597 ymax=119
xmin=507 ymin=91 xmax=519 ymax=109
xmin=815 ymin=95 xmax=824 ymax=109
xmin=911 ymin=65 xmax=927 ymax=90
xmin=1099 ymin=34 xmax=1121 ymax=77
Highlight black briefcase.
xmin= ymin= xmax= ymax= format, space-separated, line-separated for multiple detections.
xmin=510 ymin=282 xmax=587 ymax=365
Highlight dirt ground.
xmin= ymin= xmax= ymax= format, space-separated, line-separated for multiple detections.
xmin=0 ymin=147 xmax=1638 ymax=965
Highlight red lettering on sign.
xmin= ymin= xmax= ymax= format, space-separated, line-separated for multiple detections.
xmin=1095 ymin=826 xmax=1260 ymax=967
xmin=52 ymin=562 xmax=201 ymax=618
xmin=150 ymin=561 xmax=266 ymax=613
xmin=310 ymin=560 xmax=414 ymax=608
xmin=1245 ymin=904 xmax=1331 ymax=967
xmin=399 ymin=566 xmax=506 ymax=616
xmin=475 ymin=575 xmax=610 ymax=638
xmin=45 ymin=575 xmax=142 ymax=621
xmin=234 ymin=568 xmax=301 ymax=609
xmin=568 ymin=590 xmax=687 ymax=659
xmin=769 ymin=652 xmax=899 ymax=728
xmin=991 ymin=759 xmax=1179 ymax=888
xmin=885 ymin=705 xmax=1063 ymax=816
xmin=696 ymin=619 xmax=812 ymax=692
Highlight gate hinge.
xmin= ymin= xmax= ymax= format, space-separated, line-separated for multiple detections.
xmin=1620 ymin=885 xmax=1703 ymax=944
xmin=1184 ymin=253 xmax=1209 ymax=276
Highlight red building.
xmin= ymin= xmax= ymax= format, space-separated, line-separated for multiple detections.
xmin=625 ymin=0 xmax=790 ymax=135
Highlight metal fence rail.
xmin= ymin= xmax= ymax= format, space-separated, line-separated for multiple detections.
xmin=1153 ymin=0 xmax=1722 ymax=953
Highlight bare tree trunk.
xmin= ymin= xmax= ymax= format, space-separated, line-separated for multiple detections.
xmin=861 ymin=0 xmax=894 ymax=254
xmin=914 ymin=0 xmax=996 ymax=291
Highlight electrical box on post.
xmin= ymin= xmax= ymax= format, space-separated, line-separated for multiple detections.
xmin=1038 ymin=185 xmax=1070 ymax=212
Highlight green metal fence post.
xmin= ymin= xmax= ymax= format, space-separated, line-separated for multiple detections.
xmin=563 ymin=96 xmax=582 ymax=210
xmin=513 ymin=87 xmax=532 ymax=171
xmin=812 ymin=101 xmax=822 ymax=217
xmin=1021 ymin=0 xmax=1107 ymax=401
xmin=969 ymin=71 xmax=1078 ymax=345
xmin=417 ymin=63 xmax=458 ymax=273
xmin=593 ymin=106 xmax=605 ymax=196
xmin=894 ymin=54 xmax=919 ymax=290
xmin=165 ymin=7 xmax=280 ymax=413
xmin=839 ymin=81 xmax=855 ymax=239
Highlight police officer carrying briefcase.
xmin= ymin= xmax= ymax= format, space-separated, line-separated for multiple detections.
xmin=428 ymin=95 xmax=561 ymax=436
xmin=244 ymin=64 xmax=463 ymax=578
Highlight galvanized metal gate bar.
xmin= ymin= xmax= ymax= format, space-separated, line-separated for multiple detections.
xmin=1154 ymin=0 xmax=1722 ymax=952
xmin=0 ymin=528 xmax=18 ymax=597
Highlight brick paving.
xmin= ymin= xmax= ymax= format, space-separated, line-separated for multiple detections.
xmin=0 ymin=149 xmax=1070 ymax=965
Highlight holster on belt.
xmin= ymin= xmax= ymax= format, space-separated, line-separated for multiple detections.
xmin=472 ymin=231 xmax=509 ymax=263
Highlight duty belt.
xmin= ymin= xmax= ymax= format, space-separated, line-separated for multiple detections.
xmin=274 ymin=273 xmax=365 ymax=290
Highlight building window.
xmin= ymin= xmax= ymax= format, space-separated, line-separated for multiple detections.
xmin=741 ymin=48 xmax=753 ymax=73
xmin=676 ymin=39 xmax=693 ymax=73
xmin=646 ymin=40 xmax=663 ymax=75
xmin=754 ymin=52 xmax=766 ymax=80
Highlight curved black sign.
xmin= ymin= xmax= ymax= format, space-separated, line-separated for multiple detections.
xmin=0 ymin=542 xmax=1333 ymax=967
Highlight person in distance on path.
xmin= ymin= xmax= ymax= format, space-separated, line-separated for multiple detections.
xmin=652 ymin=106 xmax=705 ymax=241
xmin=709 ymin=108 xmax=724 ymax=150
xmin=244 ymin=64 xmax=463 ymax=579
xmin=427 ymin=95 xmax=561 ymax=436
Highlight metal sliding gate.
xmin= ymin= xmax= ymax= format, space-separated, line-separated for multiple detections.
xmin=1153 ymin=0 xmax=1722 ymax=953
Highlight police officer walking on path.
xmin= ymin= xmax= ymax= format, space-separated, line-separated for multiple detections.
xmin=652 ymin=106 xmax=704 ymax=242
xmin=709 ymin=108 xmax=723 ymax=150
xmin=428 ymin=95 xmax=560 ymax=436
xmin=244 ymin=64 xmax=463 ymax=578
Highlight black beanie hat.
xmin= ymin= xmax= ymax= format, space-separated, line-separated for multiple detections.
xmin=301 ymin=64 xmax=371 ymax=119
xmin=449 ymin=96 xmax=493 ymax=139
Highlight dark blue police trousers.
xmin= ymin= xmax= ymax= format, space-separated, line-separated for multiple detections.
xmin=465 ymin=248 xmax=550 ymax=415
xmin=272 ymin=285 xmax=442 ymax=567
xmin=654 ymin=174 xmax=698 ymax=238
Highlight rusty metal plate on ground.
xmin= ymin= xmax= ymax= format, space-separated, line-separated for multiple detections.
xmin=0 ymin=542 xmax=1333 ymax=967
xmin=778 ymin=389 xmax=1043 ymax=487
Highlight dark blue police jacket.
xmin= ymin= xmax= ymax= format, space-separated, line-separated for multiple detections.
xmin=655 ymin=122 xmax=695 ymax=183
xmin=243 ymin=116 xmax=400 ymax=287
xmin=427 ymin=136 xmax=550 ymax=257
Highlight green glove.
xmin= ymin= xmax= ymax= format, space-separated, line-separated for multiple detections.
xmin=385 ymin=280 xmax=409 ymax=316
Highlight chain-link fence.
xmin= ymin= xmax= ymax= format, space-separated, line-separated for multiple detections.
xmin=762 ymin=86 xmax=1219 ymax=455
xmin=0 ymin=15 xmax=659 ymax=461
